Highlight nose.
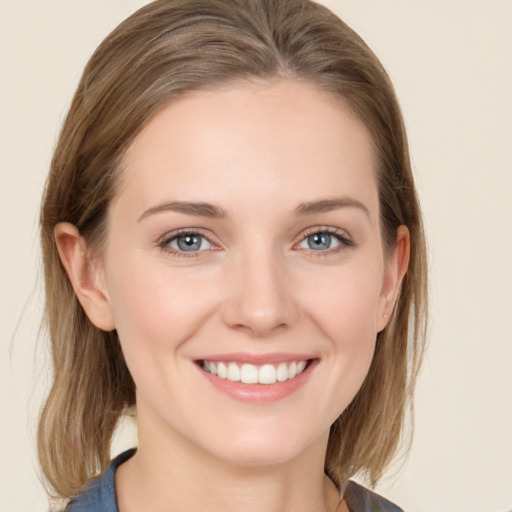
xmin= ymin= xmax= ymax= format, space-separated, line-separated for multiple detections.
xmin=221 ymin=249 xmax=299 ymax=338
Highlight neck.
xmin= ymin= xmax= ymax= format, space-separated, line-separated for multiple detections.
xmin=115 ymin=410 xmax=341 ymax=512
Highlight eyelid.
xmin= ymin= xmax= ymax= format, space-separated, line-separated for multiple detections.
xmin=300 ymin=225 xmax=351 ymax=238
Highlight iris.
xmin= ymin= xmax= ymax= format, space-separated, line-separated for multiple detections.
xmin=307 ymin=233 xmax=333 ymax=250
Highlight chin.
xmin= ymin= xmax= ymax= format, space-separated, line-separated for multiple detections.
xmin=196 ymin=423 xmax=326 ymax=468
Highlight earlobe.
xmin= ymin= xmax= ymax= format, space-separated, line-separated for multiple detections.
xmin=377 ymin=225 xmax=410 ymax=332
xmin=54 ymin=222 xmax=115 ymax=331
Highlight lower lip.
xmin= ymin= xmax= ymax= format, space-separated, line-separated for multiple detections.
xmin=197 ymin=360 xmax=318 ymax=404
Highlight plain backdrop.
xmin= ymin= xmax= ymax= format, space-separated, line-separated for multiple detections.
xmin=1 ymin=1 xmax=511 ymax=511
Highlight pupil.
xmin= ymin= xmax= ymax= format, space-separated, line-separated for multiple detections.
xmin=309 ymin=233 xmax=331 ymax=250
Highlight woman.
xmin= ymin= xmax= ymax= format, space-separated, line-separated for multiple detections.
xmin=38 ymin=0 xmax=427 ymax=511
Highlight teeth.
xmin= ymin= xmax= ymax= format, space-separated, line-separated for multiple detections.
xmin=240 ymin=364 xmax=258 ymax=384
xmin=217 ymin=362 xmax=227 ymax=379
xmin=276 ymin=362 xmax=288 ymax=382
xmin=202 ymin=359 xmax=309 ymax=384
xmin=227 ymin=362 xmax=240 ymax=381
xmin=259 ymin=364 xmax=277 ymax=384
xmin=288 ymin=361 xmax=297 ymax=379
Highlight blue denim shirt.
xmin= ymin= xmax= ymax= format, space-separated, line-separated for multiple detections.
xmin=66 ymin=449 xmax=403 ymax=512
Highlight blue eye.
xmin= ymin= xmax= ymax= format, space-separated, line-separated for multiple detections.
xmin=298 ymin=230 xmax=351 ymax=252
xmin=166 ymin=233 xmax=212 ymax=252
xmin=307 ymin=233 xmax=336 ymax=250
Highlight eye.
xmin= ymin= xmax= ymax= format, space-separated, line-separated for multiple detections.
xmin=162 ymin=231 xmax=213 ymax=254
xmin=297 ymin=228 xmax=353 ymax=252
xmin=301 ymin=232 xmax=339 ymax=251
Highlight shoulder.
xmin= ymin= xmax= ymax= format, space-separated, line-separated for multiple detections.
xmin=344 ymin=481 xmax=404 ymax=512
xmin=65 ymin=449 xmax=136 ymax=512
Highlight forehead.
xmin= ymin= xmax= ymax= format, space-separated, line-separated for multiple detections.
xmin=115 ymin=79 xmax=378 ymax=219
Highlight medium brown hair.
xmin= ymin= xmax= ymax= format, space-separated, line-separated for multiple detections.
xmin=39 ymin=0 xmax=427 ymax=501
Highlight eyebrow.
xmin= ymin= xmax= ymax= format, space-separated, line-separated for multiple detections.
xmin=295 ymin=197 xmax=370 ymax=219
xmin=138 ymin=197 xmax=370 ymax=222
xmin=138 ymin=201 xmax=227 ymax=221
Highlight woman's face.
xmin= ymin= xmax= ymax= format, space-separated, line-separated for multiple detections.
xmin=89 ymin=80 xmax=405 ymax=465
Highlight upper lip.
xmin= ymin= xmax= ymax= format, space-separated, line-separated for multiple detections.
xmin=195 ymin=352 xmax=317 ymax=365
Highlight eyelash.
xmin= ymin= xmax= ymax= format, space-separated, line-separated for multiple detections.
xmin=158 ymin=227 xmax=354 ymax=259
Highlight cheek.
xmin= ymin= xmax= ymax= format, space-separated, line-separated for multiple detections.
xmin=104 ymin=253 xmax=218 ymax=359
xmin=301 ymin=258 xmax=383 ymax=343
xmin=103 ymin=255 xmax=226 ymax=424
xmin=298 ymin=259 xmax=382 ymax=408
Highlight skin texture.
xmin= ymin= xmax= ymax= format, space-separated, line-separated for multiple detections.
xmin=55 ymin=79 xmax=409 ymax=512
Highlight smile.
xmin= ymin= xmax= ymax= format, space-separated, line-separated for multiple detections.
xmin=201 ymin=360 xmax=308 ymax=385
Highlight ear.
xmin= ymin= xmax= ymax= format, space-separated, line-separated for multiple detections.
xmin=54 ymin=222 xmax=115 ymax=331
xmin=376 ymin=225 xmax=410 ymax=332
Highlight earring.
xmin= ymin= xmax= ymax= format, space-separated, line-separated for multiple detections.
xmin=383 ymin=314 xmax=389 ymax=319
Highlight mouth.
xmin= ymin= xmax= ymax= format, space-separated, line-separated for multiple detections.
xmin=198 ymin=359 xmax=312 ymax=385
xmin=194 ymin=353 xmax=318 ymax=402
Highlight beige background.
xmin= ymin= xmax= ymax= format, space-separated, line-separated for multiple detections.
xmin=1 ymin=1 xmax=511 ymax=511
